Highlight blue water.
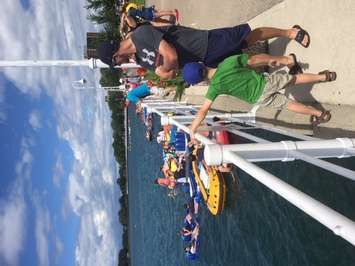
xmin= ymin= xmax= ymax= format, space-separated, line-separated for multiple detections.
xmin=127 ymin=107 xmax=355 ymax=266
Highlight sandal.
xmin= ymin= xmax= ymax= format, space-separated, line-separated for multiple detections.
xmin=293 ymin=25 xmax=310 ymax=48
xmin=310 ymin=110 xmax=331 ymax=126
xmin=288 ymin=53 xmax=303 ymax=75
xmin=318 ymin=70 xmax=337 ymax=82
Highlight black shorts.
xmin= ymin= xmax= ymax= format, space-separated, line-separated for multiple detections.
xmin=204 ymin=23 xmax=251 ymax=68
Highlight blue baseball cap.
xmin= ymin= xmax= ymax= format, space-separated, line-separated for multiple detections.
xmin=182 ymin=62 xmax=206 ymax=85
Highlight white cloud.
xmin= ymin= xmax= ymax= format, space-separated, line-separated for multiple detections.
xmin=15 ymin=136 xmax=34 ymax=181
xmin=75 ymin=207 xmax=121 ymax=266
xmin=29 ymin=110 xmax=42 ymax=130
xmin=0 ymin=134 xmax=37 ymax=265
xmin=102 ymin=167 xmax=114 ymax=185
xmin=0 ymin=0 xmax=96 ymax=97
xmin=54 ymin=237 xmax=64 ymax=261
xmin=67 ymin=173 xmax=90 ymax=215
xmin=0 ymin=180 xmax=26 ymax=266
xmin=0 ymin=0 xmax=121 ymax=265
xmin=32 ymin=194 xmax=50 ymax=266
xmin=64 ymin=100 xmax=123 ymax=266
xmin=52 ymin=154 xmax=64 ymax=188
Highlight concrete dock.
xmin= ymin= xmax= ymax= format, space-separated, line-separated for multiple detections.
xmin=147 ymin=0 xmax=355 ymax=138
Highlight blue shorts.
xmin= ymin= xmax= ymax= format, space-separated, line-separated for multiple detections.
xmin=204 ymin=24 xmax=251 ymax=68
xmin=129 ymin=7 xmax=155 ymax=21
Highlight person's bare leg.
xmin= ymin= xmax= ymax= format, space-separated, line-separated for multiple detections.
xmin=245 ymin=27 xmax=309 ymax=46
xmin=248 ymin=53 xmax=294 ymax=68
xmin=292 ymin=73 xmax=326 ymax=85
xmin=154 ymin=10 xmax=176 ymax=18
xmin=151 ymin=20 xmax=174 ymax=27
xmin=287 ymin=101 xmax=322 ymax=117
xmin=286 ymin=72 xmax=329 ymax=118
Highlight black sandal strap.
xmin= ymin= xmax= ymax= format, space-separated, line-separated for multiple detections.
xmin=293 ymin=25 xmax=310 ymax=48
xmin=288 ymin=53 xmax=303 ymax=75
xmin=320 ymin=111 xmax=331 ymax=122
xmin=311 ymin=111 xmax=331 ymax=126
xmin=295 ymin=30 xmax=305 ymax=44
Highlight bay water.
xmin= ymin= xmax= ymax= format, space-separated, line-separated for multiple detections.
xmin=127 ymin=108 xmax=355 ymax=266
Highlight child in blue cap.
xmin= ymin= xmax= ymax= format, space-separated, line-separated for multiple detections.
xmin=182 ymin=53 xmax=336 ymax=143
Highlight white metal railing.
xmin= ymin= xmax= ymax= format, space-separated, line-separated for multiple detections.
xmin=141 ymin=99 xmax=355 ymax=246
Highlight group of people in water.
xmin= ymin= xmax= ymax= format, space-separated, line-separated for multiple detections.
xmin=154 ymin=121 xmax=201 ymax=260
xmin=155 ymin=125 xmax=189 ymax=190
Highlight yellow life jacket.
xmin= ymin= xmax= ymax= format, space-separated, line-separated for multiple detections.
xmin=169 ymin=160 xmax=177 ymax=172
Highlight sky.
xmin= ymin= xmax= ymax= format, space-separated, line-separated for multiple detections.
xmin=0 ymin=1 xmax=122 ymax=266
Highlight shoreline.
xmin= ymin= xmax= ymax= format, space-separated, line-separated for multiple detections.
xmin=124 ymin=107 xmax=132 ymax=261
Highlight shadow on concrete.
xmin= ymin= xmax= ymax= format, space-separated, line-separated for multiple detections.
xmin=269 ymin=37 xmax=291 ymax=57
xmin=313 ymin=127 xmax=355 ymax=139
xmin=256 ymin=116 xmax=312 ymax=131
xmin=256 ymin=116 xmax=355 ymax=139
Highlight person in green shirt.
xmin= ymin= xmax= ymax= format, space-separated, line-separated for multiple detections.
xmin=182 ymin=53 xmax=336 ymax=143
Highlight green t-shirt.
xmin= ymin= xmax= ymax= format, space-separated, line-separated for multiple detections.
xmin=205 ymin=54 xmax=266 ymax=104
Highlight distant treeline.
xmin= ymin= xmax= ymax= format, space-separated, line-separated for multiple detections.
xmin=85 ymin=0 xmax=133 ymax=265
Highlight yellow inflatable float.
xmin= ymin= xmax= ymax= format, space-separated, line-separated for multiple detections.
xmin=192 ymin=149 xmax=226 ymax=216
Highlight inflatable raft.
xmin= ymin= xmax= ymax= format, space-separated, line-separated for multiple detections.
xmin=192 ymin=148 xmax=226 ymax=216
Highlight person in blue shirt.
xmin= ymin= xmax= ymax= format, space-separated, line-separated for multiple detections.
xmin=125 ymin=83 xmax=175 ymax=108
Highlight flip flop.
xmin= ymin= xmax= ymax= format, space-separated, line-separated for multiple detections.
xmin=293 ymin=25 xmax=310 ymax=48
xmin=288 ymin=53 xmax=303 ymax=75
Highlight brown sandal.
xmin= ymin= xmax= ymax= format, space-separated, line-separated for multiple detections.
xmin=319 ymin=70 xmax=337 ymax=82
xmin=310 ymin=110 xmax=331 ymax=126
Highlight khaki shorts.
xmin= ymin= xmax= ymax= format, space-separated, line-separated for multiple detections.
xmin=256 ymin=72 xmax=294 ymax=109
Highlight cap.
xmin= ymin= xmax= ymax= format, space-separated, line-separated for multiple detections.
xmin=182 ymin=62 xmax=206 ymax=85
xmin=97 ymin=40 xmax=119 ymax=68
